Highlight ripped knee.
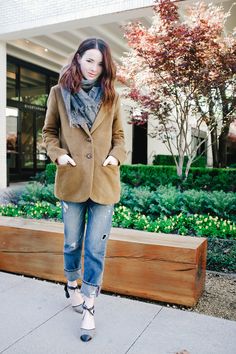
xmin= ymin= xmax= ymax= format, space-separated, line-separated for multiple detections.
xmin=64 ymin=241 xmax=79 ymax=252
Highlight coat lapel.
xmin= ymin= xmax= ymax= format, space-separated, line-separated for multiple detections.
xmin=90 ymin=104 xmax=107 ymax=134
xmin=60 ymin=87 xmax=70 ymax=118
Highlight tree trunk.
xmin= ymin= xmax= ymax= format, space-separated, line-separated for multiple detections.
xmin=218 ymin=128 xmax=229 ymax=167
xmin=218 ymin=86 xmax=230 ymax=168
xmin=176 ymin=155 xmax=184 ymax=179
xmin=211 ymin=127 xmax=219 ymax=167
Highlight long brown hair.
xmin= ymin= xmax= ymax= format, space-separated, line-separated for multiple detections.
xmin=59 ymin=38 xmax=116 ymax=106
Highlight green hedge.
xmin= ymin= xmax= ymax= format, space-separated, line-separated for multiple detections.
xmin=153 ymin=154 xmax=207 ymax=167
xmin=44 ymin=163 xmax=236 ymax=191
xmin=120 ymin=164 xmax=236 ymax=192
xmin=45 ymin=163 xmax=57 ymax=184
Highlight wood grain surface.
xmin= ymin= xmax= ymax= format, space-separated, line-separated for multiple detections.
xmin=0 ymin=216 xmax=207 ymax=306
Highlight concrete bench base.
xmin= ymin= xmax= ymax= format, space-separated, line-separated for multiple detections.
xmin=0 ymin=216 xmax=207 ymax=306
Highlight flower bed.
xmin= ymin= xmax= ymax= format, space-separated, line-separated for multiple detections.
xmin=0 ymin=203 xmax=235 ymax=239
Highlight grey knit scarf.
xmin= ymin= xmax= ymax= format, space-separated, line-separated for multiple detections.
xmin=61 ymin=79 xmax=103 ymax=130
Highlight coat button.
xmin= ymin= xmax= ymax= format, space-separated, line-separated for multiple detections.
xmin=86 ymin=137 xmax=92 ymax=142
xmin=86 ymin=153 xmax=92 ymax=159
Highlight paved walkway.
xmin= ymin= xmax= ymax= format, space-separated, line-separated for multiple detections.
xmin=0 ymin=271 xmax=235 ymax=354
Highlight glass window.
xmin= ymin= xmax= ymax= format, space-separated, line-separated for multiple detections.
xmin=21 ymin=111 xmax=34 ymax=169
xmin=20 ymin=68 xmax=47 ymax=106
xmin=7 ymin=62 xmax=18 ymax=101
xmin=6 ymin=107 xmax=19 ymax=169
xmin=44 ymin=75 xmax=59 ymax=101
xmin=36 ymin=113 xmax=48 ymax=169
xmin=49 ymin=75 xmax=59 ymax=88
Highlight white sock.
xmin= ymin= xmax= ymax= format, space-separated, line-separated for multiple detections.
xmin=68 ymin=280 xmax=77 ymax=287
xmin=81 ymin=296 xmax=95 ymax=330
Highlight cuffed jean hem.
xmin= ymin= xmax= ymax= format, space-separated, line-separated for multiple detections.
xmin=80 ymin=280 xmax=101 ymax=298
xmin=64 ymin=268 xmax=82 ymax=281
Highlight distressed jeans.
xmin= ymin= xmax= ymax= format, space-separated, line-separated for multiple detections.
xmin=61 ymin=199 xmax=114 ymax=298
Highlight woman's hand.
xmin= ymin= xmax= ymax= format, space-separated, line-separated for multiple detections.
xmin=103 ymin=155 xmax=119 ymax=166
xmin=57 ymin=154 xmax=76 ymax=166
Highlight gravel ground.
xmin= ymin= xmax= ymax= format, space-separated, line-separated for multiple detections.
xmin=189 ymin=271 xmax=236 ymax=321
xmin=167 ymin=271 xmax=236 ymax=321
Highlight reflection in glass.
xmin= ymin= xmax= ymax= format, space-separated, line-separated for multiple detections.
xmin=50 ymin=76 xmax=59 ymax=88
xmin=6 ymin=107 xmax=18 ymax=169
xmin=36 ymin=113 xmax=47 ymax=169
xmin=21 ymin=111 xmax=34 ymax=169
xmin=7 ymin=63 xmax=18 ymax=101
xmin=20 ymin=68 xmax=47 ymax=106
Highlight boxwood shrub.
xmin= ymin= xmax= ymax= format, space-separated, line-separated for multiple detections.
xmin=121 ymin=164 xmax=236 ymax=192
xmin=44 ymin=163 xmax=236 ymax=192
xmin=152 ymin=154 xmax=207 ymax=167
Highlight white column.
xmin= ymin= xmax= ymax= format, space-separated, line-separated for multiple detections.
xmin=0 ymin=41 xmax=7 ymax=188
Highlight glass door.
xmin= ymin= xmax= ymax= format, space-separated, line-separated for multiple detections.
xmin=6 ymin=107 xmax=19 ymax=182
xmin=7 ymin=107 xmax=47 ymax=181
xmin=36 ymin=112 xmax=48 ymax=170
xmin=20 ymin=110 xmax=35 ymax=175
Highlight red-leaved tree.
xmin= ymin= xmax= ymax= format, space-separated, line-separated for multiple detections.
xmin=118 ymin=0 xmax=236 ymax=177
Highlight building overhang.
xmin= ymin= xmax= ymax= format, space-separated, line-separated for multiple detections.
xmin=1 ymin=0 xmax=235 ymax=73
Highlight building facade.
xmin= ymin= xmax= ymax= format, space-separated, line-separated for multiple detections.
xmin=0 ymin=0 xmax=235 ymax=187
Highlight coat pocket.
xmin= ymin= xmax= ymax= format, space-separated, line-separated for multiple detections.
xmin=55 ymin=164 xmax=77 ymax=195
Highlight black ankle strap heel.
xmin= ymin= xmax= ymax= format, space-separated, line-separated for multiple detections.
xmin=82 ymin=303 xmax=95 ymax=316
xmin=64 ymin=283 xmax=79 ymax=299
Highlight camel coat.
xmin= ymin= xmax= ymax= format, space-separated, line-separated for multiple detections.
xmin=42 ymin=85 xmax=126 ymax=204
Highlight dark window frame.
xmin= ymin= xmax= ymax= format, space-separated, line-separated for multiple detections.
xmin=6 ymin=56 xmax=58 ymax=181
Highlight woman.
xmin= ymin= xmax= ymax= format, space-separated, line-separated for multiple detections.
xmin=42 ymin=38 xmax=126 ymax=342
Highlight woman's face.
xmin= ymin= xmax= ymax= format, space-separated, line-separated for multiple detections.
xmin=78 ymin=49 xmax=103 ymax=81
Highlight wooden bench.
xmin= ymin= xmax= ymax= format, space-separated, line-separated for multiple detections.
xmin=0 ymin=216 xmax=207 ymax=306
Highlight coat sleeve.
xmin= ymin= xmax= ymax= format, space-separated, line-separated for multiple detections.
xmin=42 ymin=87 xmax=68 ymax=163
xmin=109 ymin=94 xmax=127 ymax=165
